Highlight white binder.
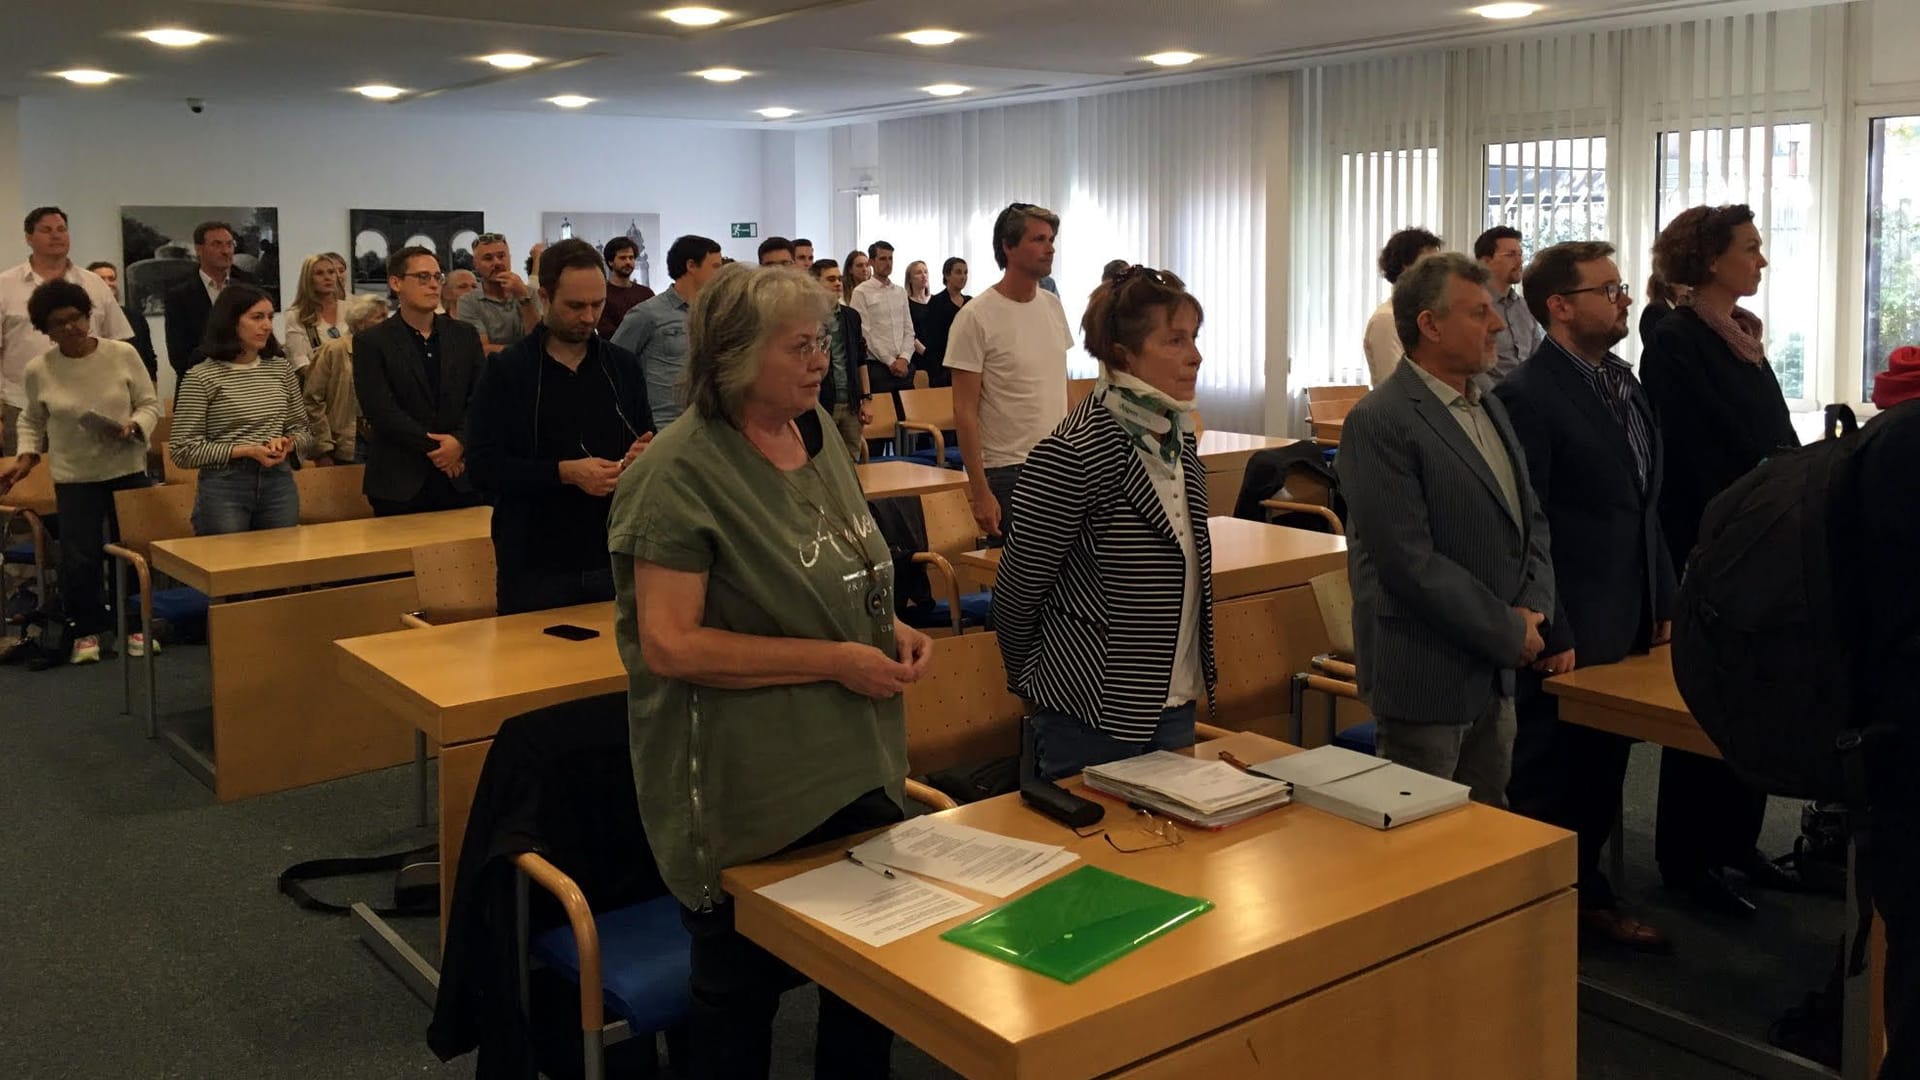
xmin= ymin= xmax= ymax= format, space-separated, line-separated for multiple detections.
xmin=1251 ymin=745 xmax=1469 ymax=829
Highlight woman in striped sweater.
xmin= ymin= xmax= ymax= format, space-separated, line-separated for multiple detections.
xmin=168 ymin=284 xmax=313 ymax=535
xmin=994 ymin=267 xmax=1216 ymax=779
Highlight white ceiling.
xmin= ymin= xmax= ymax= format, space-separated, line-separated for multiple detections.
xmin=2 ymin=0 xmax=1799 ymax=126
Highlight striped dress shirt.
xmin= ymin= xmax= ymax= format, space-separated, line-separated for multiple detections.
xmin=1550 ymin=337 xmax=1653 ymax=491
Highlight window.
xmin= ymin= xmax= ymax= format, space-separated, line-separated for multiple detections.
xmin=1866 ymin=115 xmax=1920 ymax=399
xmin=1325 ymin=147 xmax=1440 ymax=385
xmin=855 ymin=192 xmax=880 ymax=252
xmin=1655 ymin=123 xmax=1815 ymax=399
xmin=1485 ymin=137 xmax=1609 ymax=254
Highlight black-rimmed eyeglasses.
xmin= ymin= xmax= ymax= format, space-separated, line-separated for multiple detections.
xmin=1559 ymin=282 xmax=1631 ymax=302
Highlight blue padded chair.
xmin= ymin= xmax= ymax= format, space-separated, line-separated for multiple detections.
xmin=0 ymin=462 xmax=56 ymax=630
xmin=910 ymin=489 xmax=992 ymax=634
xmin=897 ymin=387 xmax=963 ymax=471
xmin=514 ymin=856 xmax=691 ymax=1080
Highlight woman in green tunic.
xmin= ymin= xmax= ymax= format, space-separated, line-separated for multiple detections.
xmin=608 ymin=262 xmax=935 ymax=1080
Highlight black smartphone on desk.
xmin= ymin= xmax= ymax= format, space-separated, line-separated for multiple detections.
xmin=542 ymin=624 xmax=600 ymax=641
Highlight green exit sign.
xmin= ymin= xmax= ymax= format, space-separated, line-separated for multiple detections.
xmin=730 ymin=222 xmax=758 ymax=239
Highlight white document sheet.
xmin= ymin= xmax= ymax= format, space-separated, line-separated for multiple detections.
xmin=755 ymin=860 xmax=980 ymax=947
xmin=1084 ymin=751 xmax=1289 ymax=814
xmin=848 ymin=820 xmax=1079 ymax=898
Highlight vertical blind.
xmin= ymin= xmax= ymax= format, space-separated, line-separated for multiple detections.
xmin=871 ymin=79 xmax=1269 ymax=431
xmin=1290 ymin=8 xmax=1826 ymax=401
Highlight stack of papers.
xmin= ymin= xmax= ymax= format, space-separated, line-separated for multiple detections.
xmin=1080 ymin=751 xmax=1292 ymax=829
xmin=755 ymin=862 xmax=980 ymax=947
xmin=848 ymin=820 xmax=1079 ymax=898
xmin=1250 ymin=745 xmax=1468 ymax=829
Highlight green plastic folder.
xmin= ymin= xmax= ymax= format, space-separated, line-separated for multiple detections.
xmin=939 ymin=865 xmax=1213 ymax=984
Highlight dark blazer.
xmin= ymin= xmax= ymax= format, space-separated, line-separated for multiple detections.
xmin=994 ymin=393 xmax=1218 ymax=737
xmin=1493 ymin=341 xmax=1676 ymax=666
xmin=352 ymin=313 xmax=483 ymax=502
xmin=124 ymin=302 xmax=158 ymax=387
xmin=1340 ymin=359 xmax=1555 ymax=725
xmin=1639 ymin=306 xmax=1798 ymax=568
xmin=466 ymin=327 xmax=654 ymax=576
xmin=817 ymin=305 xmax=870 ymax=412
xmin=162 ymin=267 xmax=260 ymax=382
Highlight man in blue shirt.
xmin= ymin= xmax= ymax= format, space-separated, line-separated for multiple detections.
xmin=611 ymin=234 xmax=723 ymax=429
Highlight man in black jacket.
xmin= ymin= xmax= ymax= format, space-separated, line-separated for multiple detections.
xmin=1494 ymin=241 xmax=1675 ymax=951
xmin=353 ymin=246 xmax=483 ymax=516
xmin=809 ymin=258 xmax=872 ymax=459
xmin=162 ymin=221 xmax=259 ymax=384
xmin=467 ymin=239 xmax=653 ymax=613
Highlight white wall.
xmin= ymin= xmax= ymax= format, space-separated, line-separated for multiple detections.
xmin=17 ymin=98 xmax=775 ymax=275
xmin=0 ymin=98 xmax=20 ymax=242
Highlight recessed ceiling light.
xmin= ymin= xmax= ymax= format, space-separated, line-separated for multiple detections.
xmin=922 ymin=83 xmax=970 ymax=97
xmin=140 ymin=28 xmax=210 ymax=47
xmin=57 ymin=69 xmax=119 ymax=85
xmin=1471 ymin=2 xmax=1541 ymax=18
xmin=663 ymin=6 xmax=727 ymax=26
xmin=547 ymin=94 xmax=594 ymax=108
xmin=757 ymin=107 xmax=798 ymax=119
xmin=482 ymin=53 xmax=539 ymax=69
xmin=354 ymin=84 xmax=405 ymax=100
xmin=1145 ymin=50 xmax=1201 ymax=67
xmin=697 ymin=67 xmax=748 ymax=82
xmin=903 ymin=29 xmax=962 ymax=46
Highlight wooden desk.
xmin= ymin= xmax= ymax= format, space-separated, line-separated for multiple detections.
xmin=1545 ymin=649 xmax=1884 ymax=1080
xmin=856 ymin=460 xmax=968 ymax=500
xmin=957 ymin=516 xmax=1346 ymax=602
xmin=724 ymin=730 xmax=1576 ymax=1079
xmin=1195 ymin=429 xmax=1298 ymax=512
xmin=152 ymin=506 xmax=491 ymax=801
xmin=335 ymin=602 xmax=624 ymax=928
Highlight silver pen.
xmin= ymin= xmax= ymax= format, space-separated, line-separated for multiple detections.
xmin=844 ymin=851 xmax=895 ymax=879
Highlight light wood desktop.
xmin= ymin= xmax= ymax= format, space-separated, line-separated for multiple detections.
xmin=1545 ymin=648 xmax=1885 ymax=1080
xmin=723 ymin=730 xmax=1577 ymax=1080
xmin=1195 ymin=429 xmax=1298 ymax=512
xmin=855 ymin=460 xmax=969 ymax=500
xmin=149 ymin=505 xmax=491 ymax=801
xmin=335 ymin=602 xmax=622 ymax=927
xmin=957 ymin=516 xmax=1346 ymax=601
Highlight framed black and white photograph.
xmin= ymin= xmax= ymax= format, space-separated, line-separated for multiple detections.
xmin=348 ymin=209 xmax=484 ymax=290
xmin=541 ymin=212 xmax=662 ymax=288
xmin=120 ymin=204 xmax=281 ymax=323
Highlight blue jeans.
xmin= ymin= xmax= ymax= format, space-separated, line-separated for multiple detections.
xmin=984 ymin=464 xmax=1024 ymax=548
xmin=1031 ymin=702 xmax=1197 ymax=781
xmin=191 ymin=461 xmax=300 ymax=535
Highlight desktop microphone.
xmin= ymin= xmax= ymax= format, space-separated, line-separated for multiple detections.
xmin=1018 ymin=716 xmax=1105 ymax=829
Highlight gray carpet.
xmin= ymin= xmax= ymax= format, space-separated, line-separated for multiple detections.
xmin=0 ymin=641 xmax=1839 ymax=1078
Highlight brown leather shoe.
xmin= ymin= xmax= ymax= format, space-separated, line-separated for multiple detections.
xmin=1580 ymin=907 xmax=1674 ymax=954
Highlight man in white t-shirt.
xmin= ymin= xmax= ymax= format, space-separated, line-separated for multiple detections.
xmin=1 ymin=207 xmax=135 ymax=454
xmin=946 ymin=203 xmax=1072 ymax=542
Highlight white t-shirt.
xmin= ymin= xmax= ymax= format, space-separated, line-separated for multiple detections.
xmin=943 ymin=286 xmax=1072 ymax=469
xmin=1363 ymin=299 xmax=1402 ymax=387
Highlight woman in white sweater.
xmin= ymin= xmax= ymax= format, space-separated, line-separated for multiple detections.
xmin=0 ymin=279 xmax=161 ymax=663
xmin=168 ymin=284 xmax=313 ymax=535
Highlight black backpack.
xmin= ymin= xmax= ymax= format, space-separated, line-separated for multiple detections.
xmin=1671 ymin=407 xmax=1884 ymax=799
xmin=0 ymin=610 xmax=76 ymax=672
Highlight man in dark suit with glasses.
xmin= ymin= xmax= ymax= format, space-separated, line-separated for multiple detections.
xmin=466 ymin=239 xmax=655 ymax=613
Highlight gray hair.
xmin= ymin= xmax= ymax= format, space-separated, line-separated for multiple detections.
xmin=1393 ymin=252 xmax=1489 ymax=355
xmin=993 ymin=203 xmax=1061 ymax=270
xmin=342 ymin=293 xmax=388 ymax=332
xmin=685 ymin=264 xmax=834 ymax=422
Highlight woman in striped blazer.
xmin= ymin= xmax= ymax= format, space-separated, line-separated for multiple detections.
xmin=994 ymin=267 xmax=1216 ymax=779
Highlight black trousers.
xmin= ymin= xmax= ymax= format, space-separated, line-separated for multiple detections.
xmin=680 ymin=788 xmax=904 ymax=1080
xmin=1509 ymin=676 xmax=1634 ymax=909
xmin=1655 ymin=748 xmax=1768 ymax=878
xmin=496 ymin=566 xmax=614 ymax=616
xmin=52 ymin=472 xmax=152 ymax=637
xmin=368 ymin=469 xmax=479 ymax=518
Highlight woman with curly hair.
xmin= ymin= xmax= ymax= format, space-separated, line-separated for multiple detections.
xmin=1642 ymin=203 xmax=1800 ymax=916
xmin=1364 ymin=228 xmax=1442 ymax=386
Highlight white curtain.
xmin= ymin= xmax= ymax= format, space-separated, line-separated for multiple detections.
xmin=873 ymin=79 xmax=1269 ymax=431
xmin=1290 ymin=7 xmax=1828 ymax=402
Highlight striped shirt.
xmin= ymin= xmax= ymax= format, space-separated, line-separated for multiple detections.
xmin=1549 ymin=337 xmax=1653 ymax=491
xmin=168 ymin=356 xmax=314 ymax=468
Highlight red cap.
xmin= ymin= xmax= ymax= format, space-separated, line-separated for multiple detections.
xmin=1875 ymin=345 xmax=1920 ymax=410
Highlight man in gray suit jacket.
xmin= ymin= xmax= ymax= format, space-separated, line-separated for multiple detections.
xmin=1340 ymin=252 xmax=1555 ymax=805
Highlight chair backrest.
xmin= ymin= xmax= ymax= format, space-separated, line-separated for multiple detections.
xmin=1206 ymin=588 xmax=1333 ymax=729
xmin=1067 ymin=378 xmax=1097 ymax=411
xmin=1309 ymin=568 xmax=1355 ymax=660
xmin=897 ymin=387 xmax=956 ymax=429
xmin=295 ymin=464 xmax=373 ymax=524
xmin=410 ymin=537 xmax=497 ymax=625
xmin=1306 ymin=384 xmax=1369 ymax=424
xmin=919 ymin=489 xmax=981 ymax=560
xmin=903 ymin=629 xmax=1027 ymax=776
xmin=0 ymin=455 xmax=57 ymax=514
xmin=112 ymin=482 xmax=198 ymax=561
xmin=860 ymin=393 xmax=899 ymax=457
xmin=145 ymin=412 xmax=173 ymax=474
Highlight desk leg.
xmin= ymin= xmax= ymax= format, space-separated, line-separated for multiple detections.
xmin=414 ymin=730 xmax=429 ymax=828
